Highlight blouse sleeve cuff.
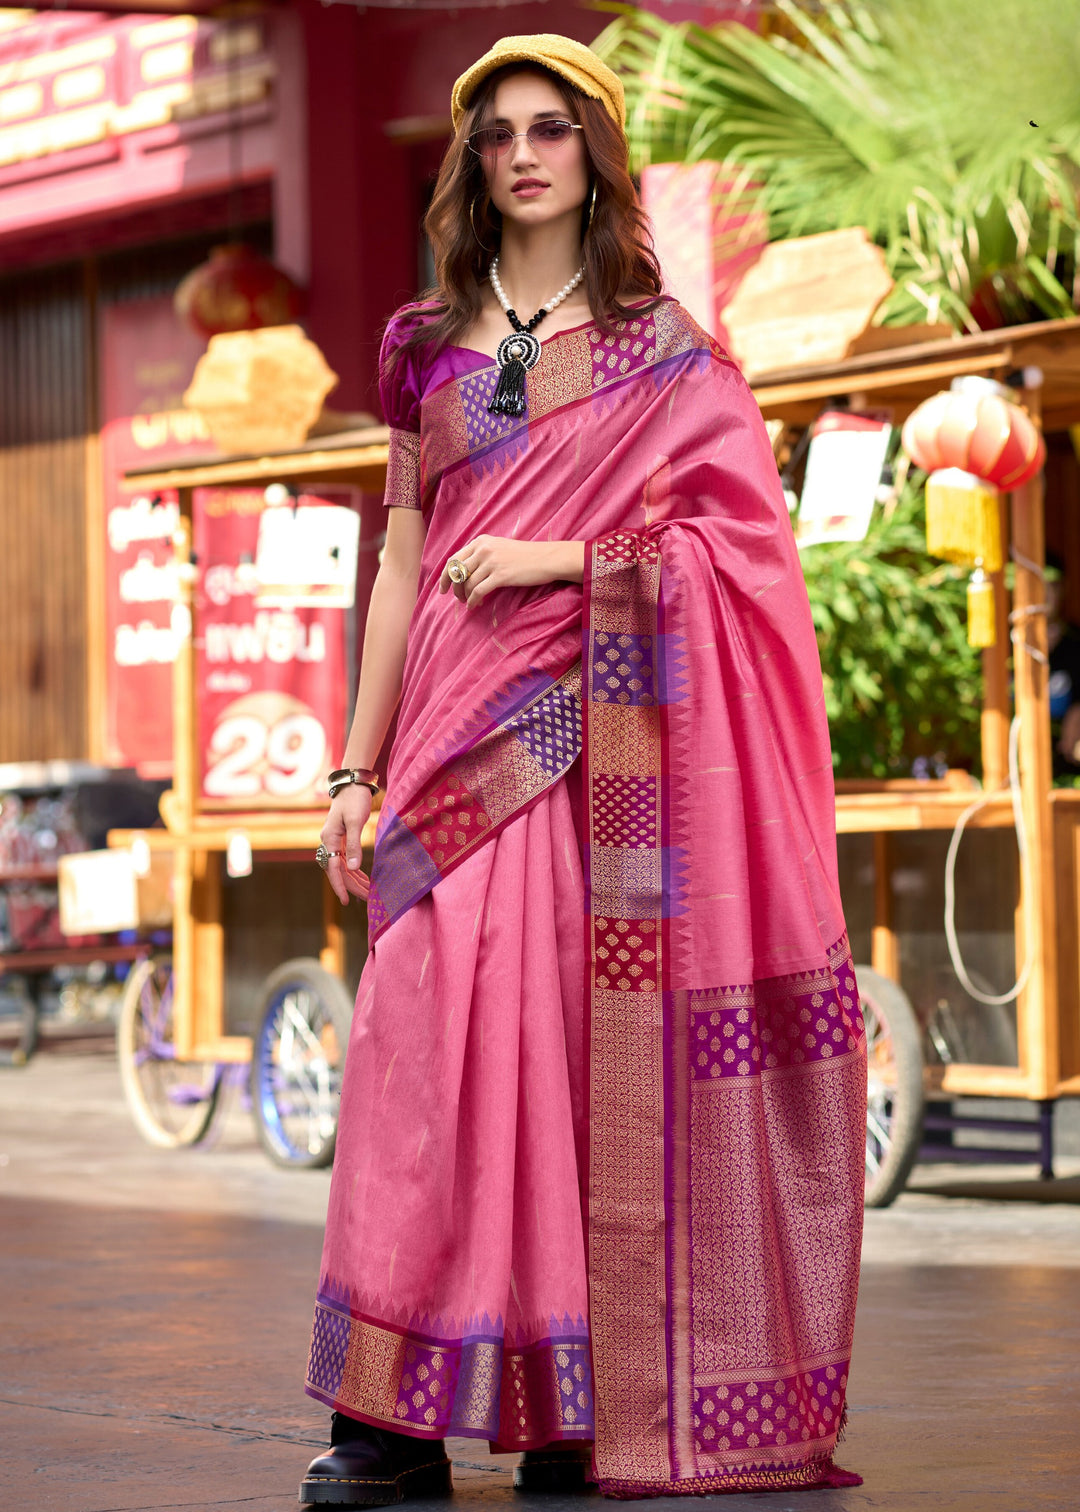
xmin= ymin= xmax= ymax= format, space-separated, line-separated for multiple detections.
xmin=383 ymin=427 xmax=422 ymax=511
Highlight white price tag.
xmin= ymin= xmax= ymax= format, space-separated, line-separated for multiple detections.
xmin=254 ymin=504 xmax=360 ymax=607
xmin=796 ymin=412 xmax=893 ymax=549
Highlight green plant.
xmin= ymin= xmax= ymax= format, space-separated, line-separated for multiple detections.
xmin=799 ymin=480 xmax=983 ymax=777
xmin=594 ymin=0 xmax=1080 ymax=329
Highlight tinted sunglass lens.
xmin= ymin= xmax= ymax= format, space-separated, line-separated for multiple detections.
xmin=469 ymin=128 xmax=511 ymax=155
xmin=530 ymin=121 xmax=574 ymax=147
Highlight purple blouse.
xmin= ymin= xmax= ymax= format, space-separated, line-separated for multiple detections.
xmin=378 ymin=305 xmax=489 ymax=512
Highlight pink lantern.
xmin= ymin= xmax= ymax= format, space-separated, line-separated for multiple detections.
xmin=902 ymin=376 xmax=1045 ymax=490
xmin=901 ymin=375 xmax=1046 ymax=649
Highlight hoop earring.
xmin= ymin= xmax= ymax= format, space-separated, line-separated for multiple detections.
xmin=587 ymin=183 xmax=597 ymax=230
xmin=470 ymin=193 xmax=492 ymax=251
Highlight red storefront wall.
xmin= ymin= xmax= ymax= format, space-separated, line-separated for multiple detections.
xmin=0 ymin=1 xmax=760 ymax=766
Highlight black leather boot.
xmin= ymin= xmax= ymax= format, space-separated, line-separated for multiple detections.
xmin=299 ymin=1414 xmax=452 ymax=1506
xmin=513 ymin=1442 xmax=594 ymax=1494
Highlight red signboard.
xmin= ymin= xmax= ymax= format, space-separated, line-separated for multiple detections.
xmin=100 ymin=293 xmax=380 ymax=791
xmin=101 ymin=295 xmax=210 ymax=775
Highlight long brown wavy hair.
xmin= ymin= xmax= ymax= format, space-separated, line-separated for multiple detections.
xmin=386 ymin=61 xmax=664 ymax=366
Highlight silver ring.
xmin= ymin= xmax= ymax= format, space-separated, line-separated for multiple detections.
xmin=447 ymin=556 xmax=471 ymax=585
xmin=315 ymin=845 xmax=331 ymax=872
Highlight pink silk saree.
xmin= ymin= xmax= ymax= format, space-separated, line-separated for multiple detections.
xmin=306 ymin=297 xmax=866 ymax=1495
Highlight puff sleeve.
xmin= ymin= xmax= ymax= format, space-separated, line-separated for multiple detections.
xmin=378 ymin=312 xmax=423 ymax=512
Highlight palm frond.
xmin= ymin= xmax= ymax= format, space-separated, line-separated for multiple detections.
xmin=593 ymin=0 xmax=1080 ymax=330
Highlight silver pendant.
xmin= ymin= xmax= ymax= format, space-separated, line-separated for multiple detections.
xmin=495 ymin=330 xmax=541 ymax=371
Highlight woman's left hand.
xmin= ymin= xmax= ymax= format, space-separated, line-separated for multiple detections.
xmin=439 ymin=536 xmax=584 ymax=609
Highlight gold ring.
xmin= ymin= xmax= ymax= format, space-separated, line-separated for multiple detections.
xmin=315 ymin=845 xmax=331 ymax=872
xmin=447 ymin=556 xmax=471 ymax=584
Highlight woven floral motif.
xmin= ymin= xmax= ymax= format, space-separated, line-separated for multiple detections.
xmin=690 ymin=947 xmax=864 ymax=1082
xmin=581 ymin=526 xmax=865 ymax=1496
xmin=693 ymin=1362 xmax=851 ymax=1459
xmin=591 ymin=775 xmax=657 ymax=848
xmin=384 ymin=428 xmax=422 ymax=511
xmin=367 ymin=663 xmax=583 ymax=945
xmin=505 ymin=679 xmax=582 ymax=777
xmin=591 ymin=632 xmax=657 ymax=706
xmin=589 ymin=319 xmax=658 ymax=388
xmin=306 ymin=1288 xmax=593 ymax=1446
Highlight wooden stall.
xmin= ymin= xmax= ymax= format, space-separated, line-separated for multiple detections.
xmin=753 ymin=317 xmax=1080 ymax=1110
xmin=113 ymin=427 xmax=389 ymax=1066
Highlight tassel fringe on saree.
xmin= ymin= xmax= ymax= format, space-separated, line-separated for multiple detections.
xmin=306 ymin=298 xmax=866 ymax=1495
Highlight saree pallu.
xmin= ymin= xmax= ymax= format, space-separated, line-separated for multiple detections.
xmin=306 ymin=298 xmax=866 ymax=1495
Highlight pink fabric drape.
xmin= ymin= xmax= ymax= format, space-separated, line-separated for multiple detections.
xmin=309 ymin=773 xmax=594 ymax=1450
xmin=306 ymin=297 xmax=866 ymax=1494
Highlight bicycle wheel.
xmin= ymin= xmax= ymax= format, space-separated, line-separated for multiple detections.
xmin=251 ymin=958 xmax=353 ymax=1169
xmin=0 ymin=975 xmax=38 ymax=1067
xmin=857 ymin=965 xmax=925 ymax=1208
xmin=117 ymin=954 xmax=222 ymax=1148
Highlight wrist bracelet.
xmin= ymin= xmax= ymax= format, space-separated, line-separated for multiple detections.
xmin=328 ymin=767 xmax=380 ymax=799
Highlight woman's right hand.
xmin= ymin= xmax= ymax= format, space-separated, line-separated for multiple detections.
xmin=320 ymin=785 xmax=373 ymax=906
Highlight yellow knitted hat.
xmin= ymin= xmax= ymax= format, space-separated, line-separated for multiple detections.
xmin=451 ymin=34 xmax=626 ymax=133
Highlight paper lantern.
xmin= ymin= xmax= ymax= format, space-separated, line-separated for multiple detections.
xmin=901 ymin=376 xmax=1045 ymax=648
xmin=901 ymin=376 xmax=1045 ymax=491
xmin=175 ymin=244 xmax=304 ymax=340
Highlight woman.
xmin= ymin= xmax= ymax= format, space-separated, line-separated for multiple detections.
xmin=300 ymin=34 xmax=866 ymax=1506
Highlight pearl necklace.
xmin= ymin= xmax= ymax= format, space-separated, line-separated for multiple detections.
xmin=486 ymin=254 xmax=586 ymax=418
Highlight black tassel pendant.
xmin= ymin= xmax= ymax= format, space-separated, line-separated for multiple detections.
xmin=489 ymin=329 xmax=542 ymax=418
xmin=490 ymin=355 xmax=528 ymax=417
xmin=485 ymin=256 xmax=586 ymax=420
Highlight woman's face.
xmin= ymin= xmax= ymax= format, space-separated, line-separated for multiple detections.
xmin=479 ymin=70 xmax=589 ymax=231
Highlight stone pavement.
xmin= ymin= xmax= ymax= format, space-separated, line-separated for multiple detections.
xmin=2 ymin=1040 xmax=1080 ymax=1512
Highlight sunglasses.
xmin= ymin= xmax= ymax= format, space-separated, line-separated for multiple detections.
xmin=466 ymin=119 xmax=584 ymax=158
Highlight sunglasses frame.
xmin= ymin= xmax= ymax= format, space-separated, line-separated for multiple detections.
xmin=466 ymin=120 xmax=585 ymax=158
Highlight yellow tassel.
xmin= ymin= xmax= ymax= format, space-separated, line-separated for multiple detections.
xmin=925 ymin=468 xmax=1002 ymax=572
xmin=967 ymin=568 xmax=997 ymax=648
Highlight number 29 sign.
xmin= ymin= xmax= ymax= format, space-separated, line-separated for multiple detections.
xmin=194 ymin=489 xmax=356 ymax=811
xmin=203 ymin=691 xmax=329 ymax=804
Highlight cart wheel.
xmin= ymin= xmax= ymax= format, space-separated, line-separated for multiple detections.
xmin=0 ymin=975 xmax=38 ymax=1067
xmin=252 ymin=958 xmax=352 ymax=1169
xmin=117 ymin=954 xmax=222 ymax=1148
xmin=857 ymin=965 xmax=925 ymax=1209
